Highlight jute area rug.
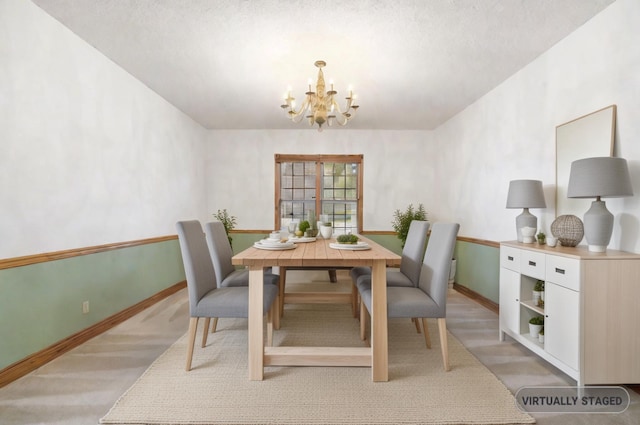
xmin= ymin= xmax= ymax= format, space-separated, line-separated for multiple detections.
xmin=101 ymin=303 xmax=534 ymax=425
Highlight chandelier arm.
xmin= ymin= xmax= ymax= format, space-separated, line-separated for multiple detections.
xmin=288 ymin=96 xmax=313 ymax=122
xmin=327 ymin=99 xmax=354 ymax=126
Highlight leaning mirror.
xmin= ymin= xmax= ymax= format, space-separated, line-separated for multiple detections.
xmin=555 ymin=105 xmax=616 ymax=218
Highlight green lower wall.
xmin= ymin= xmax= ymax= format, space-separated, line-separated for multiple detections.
xmin=0 ymin=233 xmax=499 ymax=372
xmin=0 ymin=239 xmax=185 ymax=370
xmin=453 ymin=240 xmax=500 ymax=303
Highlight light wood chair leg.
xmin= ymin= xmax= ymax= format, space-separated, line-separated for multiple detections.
xmin=201 ymin=317 xmax=211 ymax=347
xmin=186 ymin=317 xmax=199 ymax=371
xmin=438 ymin=318 xmax=450 ymax=371
xmin=210 ymin=317 xmax=218 ymax=333
xmin=279 ymin=267 xmax=287 ymax=318
xmin=359 ymin=299 xmax=367 ymax=341
xmin=421 ymin=318 xmax=432 ymax=349
xmin=266 ymin=306 xmax=274 ymax=347
xmin=412 ymin=317 xmax=422 ymax=333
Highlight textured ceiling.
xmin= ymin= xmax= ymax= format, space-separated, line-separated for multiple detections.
xmin=31 ymin=0 xmax=615 ymax=130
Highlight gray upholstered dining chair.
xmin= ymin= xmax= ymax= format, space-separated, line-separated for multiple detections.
xmin=204 ymin=221 xmax=280 ymax=330
xmin=176 ymin=220 xmax=279 ymax=371
xmin=349 ymin=220 xmax=430 ymax=319
xmin=358 ymin=222 xmax=459 ymax=371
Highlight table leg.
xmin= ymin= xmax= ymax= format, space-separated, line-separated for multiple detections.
xmin=248 ymin=266 xmax=264 ymax=380
xmin=370 ymin=260 xmax=388 ymax=382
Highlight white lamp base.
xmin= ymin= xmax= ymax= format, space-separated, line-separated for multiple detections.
xmin=588 ymin=244 xmax=607 ymax=253
xmin=515 ymin=208 xmax=537 ymax=243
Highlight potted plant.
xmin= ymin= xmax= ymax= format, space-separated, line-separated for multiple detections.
xmin=536 ymin=231 xmax=546 ymax=245
xmin=391 ymin=203 xmax=427 ymax=248
xmin=298 ymin=220 xmax=310 ymax=236
xmin=213 ymin=209 xmax=237 ymax=248
xmin=538 ymin=327 xmax=545 ymax=343
xmin=533 ymin=279 xmax=545 ymax=305
xmin=528 ymin=316 xmax=544 ymax=338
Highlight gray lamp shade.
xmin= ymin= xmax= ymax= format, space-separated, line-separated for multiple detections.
xmin=506 ymin=180 xmax=547 ymax=208
xmin=567 ymin=157 xmax=633 ymax=198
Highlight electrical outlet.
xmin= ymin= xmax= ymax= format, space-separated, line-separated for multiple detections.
xmin=82 ymin=301 xmax=90 ymax=314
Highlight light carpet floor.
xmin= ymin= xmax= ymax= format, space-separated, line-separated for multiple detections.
xmin=100 ymin=303 xmax=534 ymax=425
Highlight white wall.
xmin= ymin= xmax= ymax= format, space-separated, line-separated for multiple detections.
xmin=206 ymin=0 xmax=640 ymax=255
xmin=205 ymin=130 xmax=434 ymax=231
xmin=0 ymin=0 xmax=208 ymax=259
xmin=432 ymin=0 xmax=640 ymax=253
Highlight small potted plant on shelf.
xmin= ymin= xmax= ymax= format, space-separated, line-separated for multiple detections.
xmin=538 ymin=327 xmax=545 ymax=343
xmin=536 ymin=231 xmax=546 ymax=245
xmin=528 ymin=316 xmax=544 ymax=338
xmin=533 ymin=279 xmax=545 ymax=305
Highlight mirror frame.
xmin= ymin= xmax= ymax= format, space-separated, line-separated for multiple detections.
xmin=555 ymin=105 xmax=616 ymax=219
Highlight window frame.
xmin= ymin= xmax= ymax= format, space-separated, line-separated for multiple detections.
xmin=274 ymin=154 xmax=363 ymax=233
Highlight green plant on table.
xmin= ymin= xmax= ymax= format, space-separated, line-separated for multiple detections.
xmin=212 ymin=209 xmax=237 ymax=248
xmin=298 ymin=220 xmax=310 ymax=233
xmin=337 ymin=234 xmax=359 ymax=244
xmin=536 ymin=231 xmax=546 ymax=244
xmin=391 ymin=203 xmax=427 ymax=248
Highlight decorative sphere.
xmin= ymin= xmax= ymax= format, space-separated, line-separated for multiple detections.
xmin=551 ymin=215 xmax=584 ymax=247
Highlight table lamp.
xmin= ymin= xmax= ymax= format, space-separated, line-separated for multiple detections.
xmin=567 ymin=157 xmax=633 ymax=252
xmin=506 ymin=180 xmax=547 ymax=242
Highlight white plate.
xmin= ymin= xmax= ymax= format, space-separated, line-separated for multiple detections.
xmin=257 ymin=239 xmax=293 ymax=246
xmin=329 ymin=241 xmax=371 ymax=250
xmin=253 ymin=242 xmax=296 ymax=251
xmin=288 ymin=236 xmax=317 ymax=243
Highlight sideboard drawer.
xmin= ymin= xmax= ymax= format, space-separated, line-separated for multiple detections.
xmin=546 ymin=255 xmax=580 ymax=291
xmin=500 ymin=246 xmax=520 ymax=272
xmin=520 ymin=250 xmax=546 ymax=279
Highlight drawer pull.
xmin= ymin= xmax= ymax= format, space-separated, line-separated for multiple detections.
xmin=507 ymin=256 xmax=514 ymax=261
xmin=555 ymin=268 xmax=565 ymax=275
xmin=528 ymin=261 xmax=536 ymax=266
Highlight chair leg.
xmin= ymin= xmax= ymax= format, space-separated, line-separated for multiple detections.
xmin=328 ymin=269 xmax=337 ymax=283
xmin=210 ymin=317 xmax=218 ymax=333
xmin=412 ymin=317 xmax=422 ymax=333
xmin=438 ymin=318 xmax=450 ymax=371
xmin=359 ymin=299 xmax=368 ymax=341
xmin=266 ymin=304 xmax=274 ymax=347
xmin=186 ymin=317 xmax=199 ymax=371
xmin=273 ymin=293 xmax=280 ymax=330
xmin=279 ymin=267 xmax=287 ymax=318
xmin=201 ymin=318 xmax=211 ymax=348
xmin=351 ymin=283 xmax=359 ymax=318
xmin=421 ymin=318 xmax=432 ymax=349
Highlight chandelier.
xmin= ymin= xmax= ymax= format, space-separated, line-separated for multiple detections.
xmin=280 ymin=60 xmax=359 ymax=131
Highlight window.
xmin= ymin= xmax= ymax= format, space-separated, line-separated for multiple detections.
xmin=275 ymin=154 xmax=363 ymax=235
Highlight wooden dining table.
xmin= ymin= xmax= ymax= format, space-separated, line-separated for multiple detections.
xmin=232 ymin=235 xmax=401 ymax=382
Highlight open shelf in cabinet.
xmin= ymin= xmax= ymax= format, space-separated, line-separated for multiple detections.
xmin=520 ymin=299 xmax=544 ymax=315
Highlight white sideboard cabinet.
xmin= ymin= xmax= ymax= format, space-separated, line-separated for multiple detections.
xmin=499 ymin=241 xmax=640 ymax=386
